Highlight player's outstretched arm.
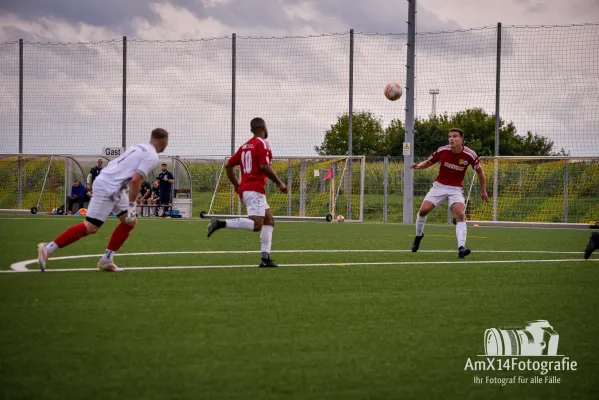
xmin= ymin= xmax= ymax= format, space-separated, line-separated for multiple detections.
xmin=476 ymin=167 xmax=489 ymax=201
xmin=410 ymin=160 xmax=433 ymax=170
xmin=225 ymin=163 xmax=240 ymax=191
xmin=260 ymin=164 xmax=287 ymax=193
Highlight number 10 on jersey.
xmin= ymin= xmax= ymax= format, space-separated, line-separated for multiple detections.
xmin=241 ymin=151 xmax=252 ymax=174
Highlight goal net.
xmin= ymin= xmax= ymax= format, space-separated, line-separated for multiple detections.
xmin=465 ymin=157 xmax=599 ymax=225
xmin=203 ymin=156 xmax=365 ymax=221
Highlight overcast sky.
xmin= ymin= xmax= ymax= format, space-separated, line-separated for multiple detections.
xmin=0 ymin=1 xmax=598 ymax=157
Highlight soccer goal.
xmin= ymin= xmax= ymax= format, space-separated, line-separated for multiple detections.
xmin=0 ymin=154 xmax=87 ymax=214
xmin=464 ymin=156 xmax=599 ymax=228
xmin=200 ymin=156 xmax=366 ymax=222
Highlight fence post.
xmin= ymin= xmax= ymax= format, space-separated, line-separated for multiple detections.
xmin=563 ymin=161 xmax=569 ymax=223
xmin=383 ymin=157 xmax=389 ymax=223
xmin=18 ymin=39 xmax=23 ymax=209
xmin=347 ymin=29 xmax=354 ymax=220
xmin=492 ymin=23 xmax=502 ymax=221
xmin=122 ymin=36 xmax=127 ymax=149
xmin=287 ymin=159 xmax=292 ymax=216
xmin=231 ymin=33 xmax=236 ymax=155
xmin=299 ymin=161 xmax=306 ymax=217
xmin=403 ymin=0 xmax=416 ymax=224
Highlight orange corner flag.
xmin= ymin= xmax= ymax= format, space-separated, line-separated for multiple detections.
xmin=322 ymin=167 xmax=333 ymax=181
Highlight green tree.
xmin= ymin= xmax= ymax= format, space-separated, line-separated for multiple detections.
xmin=315 ymin=111 xmax=387 ymax=156
xmin=317 ymin=108 xmax=563 ymax=157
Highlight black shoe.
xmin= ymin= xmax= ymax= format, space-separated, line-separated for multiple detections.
xmin=412 ymin=234 xmax=424 ymax=252
xmin=584 ymin=232 xmax=599 ymax=260
xmin=207 ymin=218 xmax=225 ymax=237
xmin=458 ymin=246 xmax=471 ymax=259
xmin=259 ymin=258 xmax=278 ymax=268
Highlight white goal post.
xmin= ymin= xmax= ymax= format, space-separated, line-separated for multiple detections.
xmin=200 ymin=156 xmax=366 ymax=222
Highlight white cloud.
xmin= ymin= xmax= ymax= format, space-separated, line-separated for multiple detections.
xmin=419 ymin=0 xmax=599 ymax=27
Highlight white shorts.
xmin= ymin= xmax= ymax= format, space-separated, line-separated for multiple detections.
xmin=423 ymin=181 xmax=465 ymax=208
xmin=242 ymin=191 xmax=270 ymax=217
xmin=86 ymin=181 xmax=129 ymax=223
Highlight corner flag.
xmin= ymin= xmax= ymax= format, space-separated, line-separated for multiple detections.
xmin=322 ymin=167 xmax=333 ymax=181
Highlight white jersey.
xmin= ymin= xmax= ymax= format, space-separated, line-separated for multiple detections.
xmin=94 ymin=143 xmax=159 ymax=196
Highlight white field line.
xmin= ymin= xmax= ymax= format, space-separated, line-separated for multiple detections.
xmin=3 ymin=249 xmax=595 ymax=273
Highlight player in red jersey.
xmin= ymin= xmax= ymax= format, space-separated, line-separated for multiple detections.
xmin=410 ymin=128 xmax=489 ymax=258
xmin=207 ymin=118 xmax=287 ymax=268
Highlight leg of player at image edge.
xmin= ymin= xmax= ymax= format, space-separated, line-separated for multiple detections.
xmin=584 ymin=232 xmax=599 ymax=260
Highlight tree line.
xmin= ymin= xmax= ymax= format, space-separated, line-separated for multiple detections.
xmin=315 ymin=108 xmax=567 ymax=157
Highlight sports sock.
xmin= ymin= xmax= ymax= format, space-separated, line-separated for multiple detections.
xmin=53 ymin=222 xmax=88 ymax=249
xmin=45 ymin=241 xmax=60 ymax=255
xmin=456 ymin=221 xmax=467 ymax=248
xmin=101 ymin=249 xmax=115 ymax=263
xmin=260 ymin=225 xmax=273 ymax=258
xmin=416 ymin=214 xmax=427 ymax=236
xmin=225 ymin=218 xmax=255 ymax=231
xmin=106 ymin=222 xmax=135 ymax=253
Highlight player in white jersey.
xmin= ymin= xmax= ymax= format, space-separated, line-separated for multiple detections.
xmin=36 ymin=128 xmax=169 ymax=272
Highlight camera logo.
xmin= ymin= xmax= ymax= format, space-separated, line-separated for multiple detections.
xmin=484 ymin=320 xmax=559 ymax=356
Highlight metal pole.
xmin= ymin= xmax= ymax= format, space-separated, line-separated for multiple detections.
xmin=359 ymin=157 xmax=365 ymax=222
xmin=299 ymin=161 xmax=306 ymax=217
xmin=563 ymin=162 xmax=569 ymax=223
xmin=347 ymin=29 xmax=354 ymax=220
xmin=287 ymin=160 xmax=292 ymax=216
xmin=403 ymin=0 xmax=416 ymax=224
xmin=493 ymin=23 xmax=502 ymax=221
xmin=383 ymin=156 xmax=388 ymax=223
xmin=122 ymin=36 xmax=127 ymax=149
xmin=231 ymin=33 xmax=237 ymax=155
xmin=19 ymin=39 xmax=23 ymax=154
xmin=18 ymin=39 xmax=23 ymax=209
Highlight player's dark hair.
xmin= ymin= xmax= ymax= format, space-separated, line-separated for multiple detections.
xmin=449 ymin=128 xmax=464 ymax=137
xmin=151 ymin=128 xmax=169 ymax=140
xmin=250 ymin=118 xmax=266 ymax=134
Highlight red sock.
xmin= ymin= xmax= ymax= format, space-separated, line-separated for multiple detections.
xmin=54 ymin=222 xmax=88 ymax=248
xmin=107 ymin=223 xmax=135 ymax=252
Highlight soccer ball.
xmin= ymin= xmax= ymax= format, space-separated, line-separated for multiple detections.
xmin=384 ymin=83 xmax=402 ymax=101
xmin=336 ymin=215 xmax=345 ymax=223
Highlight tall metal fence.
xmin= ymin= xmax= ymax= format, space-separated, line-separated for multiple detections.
xmin=1 ymin=24 xmax=598 ymax=223
xmin=1 ymin=24 xmax=597 ymax=158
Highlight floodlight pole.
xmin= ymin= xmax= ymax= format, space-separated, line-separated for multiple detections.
xmin=429 ymin=89 xmax=439 ymax=117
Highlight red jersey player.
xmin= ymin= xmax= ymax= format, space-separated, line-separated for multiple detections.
xmin=410 ymin=128 xmax=488 ymax=258
xmin=207 ymin=118 xmax=287 ymax=268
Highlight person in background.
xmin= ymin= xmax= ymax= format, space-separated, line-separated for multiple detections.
xmin=67 ymin=180 xmax=87 ymax=214
xmin=158 ymin=163 xmax=174 ymax=217
xmin=148 ymin=179 xmax=160 ymax=216
xmin=87 ymin=158 xmax=104 ymax=185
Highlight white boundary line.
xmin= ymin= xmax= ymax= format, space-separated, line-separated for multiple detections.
xmin=4 ymin=249 xmax=594 ymax=273
xmin=2 ymin=259 xmax=596 ymax=273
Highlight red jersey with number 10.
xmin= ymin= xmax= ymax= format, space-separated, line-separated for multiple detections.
xmin=228 ymin=137 xmax=273 ymax=194
xmin=428 ymin=145 xmax=481 ymax=188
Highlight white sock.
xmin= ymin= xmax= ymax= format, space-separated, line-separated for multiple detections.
xmin=45 ymin=241 xmax=59 ymax=255
xmin=260 ymin=225 xmax=273 ymax=255
xmin=225 ymin=218 xmax=255 ymax=231
xmin=416 ymin=214 xmax=427 ymax=236
xmin=456 ymin=222 xmax=467 ymax=248
xmin=101 ymin=249 xmax=115 ymax=262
